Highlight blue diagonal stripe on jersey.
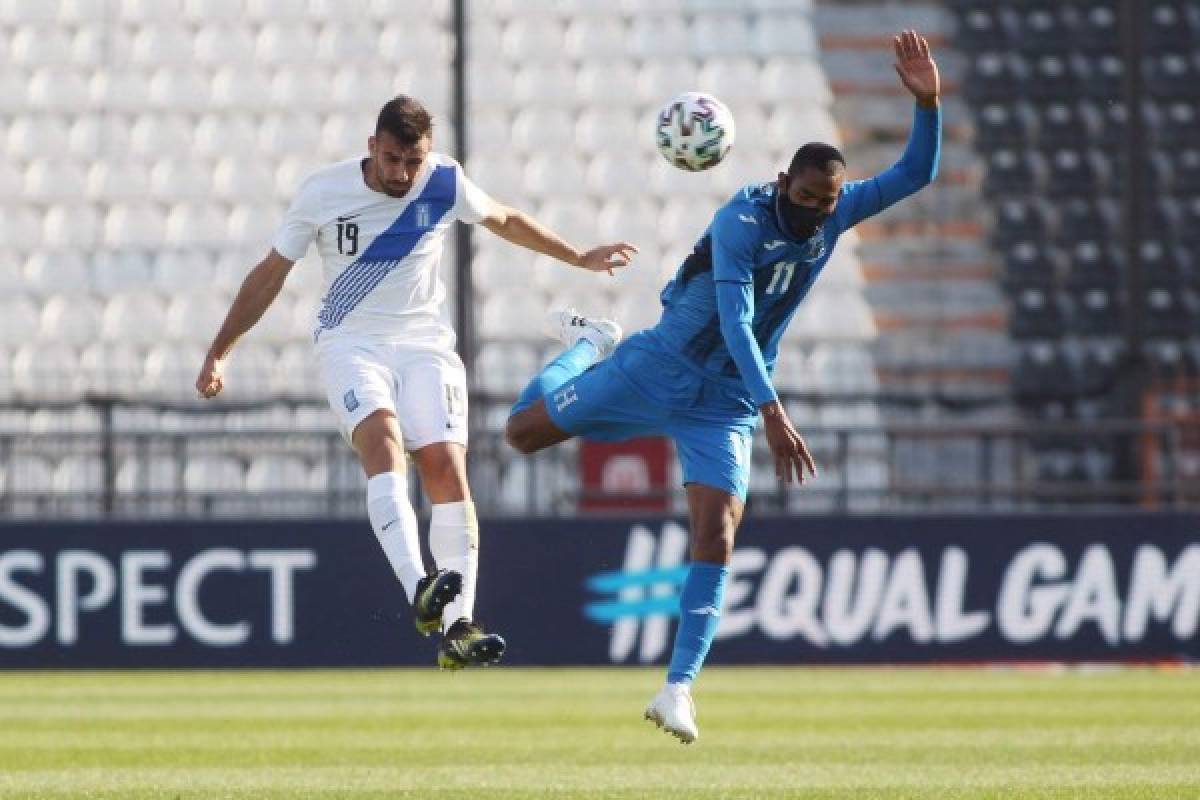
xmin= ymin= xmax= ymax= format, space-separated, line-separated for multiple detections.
xmin=317 ymin=164 xmax=456 ymax=331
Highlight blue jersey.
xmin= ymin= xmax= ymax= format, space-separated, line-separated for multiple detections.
xmin=647 ymin=103 xmax=942 ymax=406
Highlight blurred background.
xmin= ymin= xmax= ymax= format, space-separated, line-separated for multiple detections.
xmin=0 ymin=0 xmax=1197 ymax=520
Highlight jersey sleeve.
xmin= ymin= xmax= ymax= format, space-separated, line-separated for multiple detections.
xmin=271 ymin=176 xmax=321 ymax=262
xmin=452 ymin=163 xmax=497 ymax=224
xmin=711 ymin=204 xmax=778 ymax=406
xmin=831 ymin=103 xmax=941 ymax=233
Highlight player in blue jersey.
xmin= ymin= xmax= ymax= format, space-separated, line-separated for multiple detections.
xmin=505 ymin=30 xmax=942 ymax=742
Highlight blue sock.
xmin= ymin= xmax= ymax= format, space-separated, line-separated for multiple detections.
xmin=666 ymin=562 xmax=729 ymax=685
xmin=510 ymin=340 xmax=598 ymax=415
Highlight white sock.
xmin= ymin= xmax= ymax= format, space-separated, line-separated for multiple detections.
xmin=366 ymin=471 xmax=425 ymax=603
xmin=429 ymin=500 xmax=479 ymax=627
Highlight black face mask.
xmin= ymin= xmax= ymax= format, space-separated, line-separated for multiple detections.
xmin=776 ymin=191 xmax=829 ymax=241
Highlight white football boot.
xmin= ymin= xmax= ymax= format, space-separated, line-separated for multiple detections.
xmin=542 ymin=308 xmax=622 ymax=360
xmin=644 ymin=683 xmax=699 ymax=744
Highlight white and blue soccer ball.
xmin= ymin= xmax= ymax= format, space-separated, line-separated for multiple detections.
xmin=655 ymin=92 xmax=736 ymax=172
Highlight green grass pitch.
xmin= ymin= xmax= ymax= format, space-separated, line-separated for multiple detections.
xmin=0 ymin=667 xmax=1196 ymax=799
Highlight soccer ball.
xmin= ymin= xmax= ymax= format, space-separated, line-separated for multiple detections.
xmin=655 ymin=92 xmax=736 ymax=172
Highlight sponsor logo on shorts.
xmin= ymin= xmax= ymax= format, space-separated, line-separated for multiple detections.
xmin=554 ymin=384 xmax=578 ymax=412
xmin=343 ymin=390 xmax=359 ymax=412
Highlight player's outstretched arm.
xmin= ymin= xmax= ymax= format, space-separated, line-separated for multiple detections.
xmin=195 ymin=249 xmax=294 ymax=399
xmin=480 ymin=204 xmax=637 ymax=276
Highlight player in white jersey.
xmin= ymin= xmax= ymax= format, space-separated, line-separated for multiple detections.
xmin=196 ymin=96 xmax=636 ymax=668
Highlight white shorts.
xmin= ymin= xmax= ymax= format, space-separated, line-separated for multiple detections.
xmin=315 ymin=336 xmax=468 ymax=450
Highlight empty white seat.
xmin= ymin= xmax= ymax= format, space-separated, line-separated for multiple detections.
xmin=315 ymin=23 xmax=379 ymax=63
xmin=193 ymin=24 xmax=256 ymax=66
xmin=259 ymin=113 xmax=322 ymax=154
xmin=13 ymin=343 xmax=83 ymax=399
xmin=330 ymin=65 xmax=398 ymax=112
xmin=379 ymin=21 xmax=448 ymax=63
xmin=762 ymin=59 xmax=832 ymax=106
xmin=152 ymin=250 xmax=217 ymax=293
xmin=227 ymin=203 xmax=278 ymax=247
xmin=0 ymin=161 xmax=20 ymax=199
xmin=68 ymin=117 xmax=112 ymax=158
xmin=10 ymin=26 xmax=71 ymax=66
xmin=247 ymin=299 xmax=301 ymax=343
xmin=102 ymin=292 xmax=168 ymax=343
xmin=612 ymin=293 xmax=664 ymax=334
xmin=245 ymin=0 xmax=308 ymax=21
xmin=271 ymin=67 xmax=336 ymax=112
xmin=87 ymin=161 xmax=151 ymax=203
xmin=184 ymin=455 xmax=245 ymax=493
xmin=511 ymin=108 xmax=575 ymax=154
xmin=274 ymin=341 xmax=317 ymax=395
xmin=638 ymin=60 xmax=703 ymax=106
xmin=27 ymin=69 xmax=89 ymax=112
xmin=256 ymin=22 xmax=317 ymax=66
xmin=502 ymin=18 xmax=565 ymax=64
xmin=524 ymin=154 xmax=587 ymax=196
xmin=809 ymin=343 xmax=879 ymax=393
xmin=25 ymin=252 xmax=89 ymax=296
xmin=0 ymin=296 xmax=40 ymax=346
xmin=535 ymin=197 xmax=599 ymax=248
xmin=697 ymin=58 xmax=764 ymax=106
xmin=166 ymin=294 xmax=229 ymax=342
xmin=793 ymin=291 xmax=877 ymax=342
xmin=165 ymin=202 xmax=228 ymax=247
xmin=117 ymin=455 xmax=181 ymax=495
xmin=468 ymin=61 xmax=515 ymax=111
xmin=475 ymin=342 xmax=540 ymax=395
xmin=24 ymin=159 xmax=87 ymax=202
xmin=223 ymin=342 xmax=278 ymax=396
xmin=245 ymin=455 xmax=309 ymax=492
xmin=478 ymin=289 xmax=548 ymax=340
xmin=588 ymin=154 xmax=652 ymax=198
xmin=103 ymin=203 xmax=166 ymax=248
xmin=150 ymin=160 xmax=212 ymax=202
xmin=144 ymin=342 xmax=205 ymax=396
xmin=752 ymin=14 xmax=817 ymax=57
xmin=92 ymin=251 xmax=154 ymax=295
xmin=6 ymin=115 xmax=66 ymax=159
xmin=0 ymin=68 xmax=29 ymax=114
xmin=182 ymin=0 xmax=242 ymax=23
xmin=130 ymin=25 xmax=193 ymax=66
xmin=575 ymin=62 xmax=640 ymax=109
xmin=118 ymin=0 xmax=183 ymax=22
xmin=597 ymin=198 xmax=661 ymax=254
xmin=43 ymin=204 xmax=102 ymax=250
xmin=212 ymin=156 xmax=276 ymax=201
xmin=767 ymin=106 xmax=842 ymax=152
xmin=211 ymin=66 xmax=271 ymax=110
xmin=0 ymin=255 xmax=24 ymax=294
xmin=320 ymin=114 xmax=373 ymax=158
xmin=563 ymin=17 xmax=627 ymax=61
xmin=80 ymin=341 xmax=146 ymax=393
xmin=0 ymin=0 xmax=58 ymax=23
xmin=512 ymin=64 xmax=578 ymax=109
xmin=40 ymin=295 xmax=102 ymax=345
xmin=0 ymin=207 xmax=44 ymax=252
xmin=466 ymin=160 xmax=526 ymax=202
xmin=574 ymin=108 xmax=641 ymax=155
xmin=629 ymin=16 xmax=690 ymax=58
xmin=90 ymin=70 xmax=152 ymax=113
xmin=70 ymin=28 xmax=105 ymax=66
xmin=6 ymin=455 xmax=54 ymax=498
xmin=147 ymin=67 xmax=211 ymax=112
xmin=690 ymin=13 xmax=753 ymax=56
xmin=52 ymin=456 xmax=105 ymax=497
xmin=194 ymin=114 xmax=258 ymax=158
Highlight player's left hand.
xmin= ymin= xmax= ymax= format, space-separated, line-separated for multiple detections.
xmin=893 ymin=29 xmax=940 ymax=107
xmin=578 ymin=242 xmax=638 ymax=276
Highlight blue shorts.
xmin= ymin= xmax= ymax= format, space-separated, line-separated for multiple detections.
xmin=545 ymin=332 xmax=758 ymax=500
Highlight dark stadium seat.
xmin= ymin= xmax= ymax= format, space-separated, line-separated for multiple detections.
xmin=973 ymin=102 xmax=1032 ymax=150
xmin=1034 ymin=101 xmax=1092 ymax=147
xmin=1092 ymin=99 xmax=1127 ymax=148
xmin=966 ymin=52 xmax=1023 ymax=103
xmin=953 ymin=6 xmax=1008 ymax=50
xmin=1013 ymin=341 xmax=1079 ymax=402
xmin=1072 ymin=1 xmax=1119 ymax=53
xmin=1143 ymin=285 xmax=1196 ymax=338
xmin=1146 ymin=2 xmax=1197 ymax=51
xmin=1003 ymin=239 xmax=1059 ymax=288
xmin=1010 ymin=287 xmax=1067 ymax=339
xmin=1150 ymin=101 xmax=1197 ymax=148
xmin=1058 ymin=198 xmax=1117 ymax=246
xmin=1015 ymin=5 xmax=1067 ymax=55
xmin=1069 ymin=286 xmax=1122 ymax=336
xmin=1044 ymin=147 xmax=1106 ymax=196
xmin=1065 ymin=238 xmax=1122 ymax=290
xmin=982 ymin=147 xmax=1040 ymax=197
xmin=1077 ymin=53 xmax=1124 ymax=100
xmin=991 ymin=199 xmax=1050 ymax=245
xmin=1144 ymin=339 xmax=1200 ymax=382
xmin=1170 ymin=149 xmax=1200 ymax=194
xmin=1145 ymin=52 xmax=1197 ymax=100
xmin=1028 ymin=54 xmax=1077 ymax=101
xmin=1076 ymin=340 xmax=1125 ymax=398
xmin=1138 ymin=239 xmax=1192 ymax=284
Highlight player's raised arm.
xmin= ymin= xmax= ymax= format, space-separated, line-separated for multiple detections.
xmin=478 ymin=203 xmax=637 ymax=276
xmin=834 ymin=29 xmax=942 ymax=232
xmin=195 ymin=248 xmax=296 ymax=398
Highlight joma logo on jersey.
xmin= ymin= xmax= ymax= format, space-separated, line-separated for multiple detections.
xmin=554 ymin=385 xmax=578 ymax=412
xmin=415 ymin=203 xmax=431 ymax=228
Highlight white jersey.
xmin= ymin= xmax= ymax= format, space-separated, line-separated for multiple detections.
xmin=272 ymin=152 xmax=494 ymax=348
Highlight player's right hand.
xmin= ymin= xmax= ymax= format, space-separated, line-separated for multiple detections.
xmin=195 ymin=354 xmax=226 ymax=399
xmin=578 ymin=242 xmax=638 ymax=275
xmin=760 ymin=400 xmax=817 ymax=485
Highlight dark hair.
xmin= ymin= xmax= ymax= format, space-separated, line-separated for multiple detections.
xmin=788 ymin=143 xmax=846 ymax=176
xmin=375 ymin=95 xmax=433 ymax=144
